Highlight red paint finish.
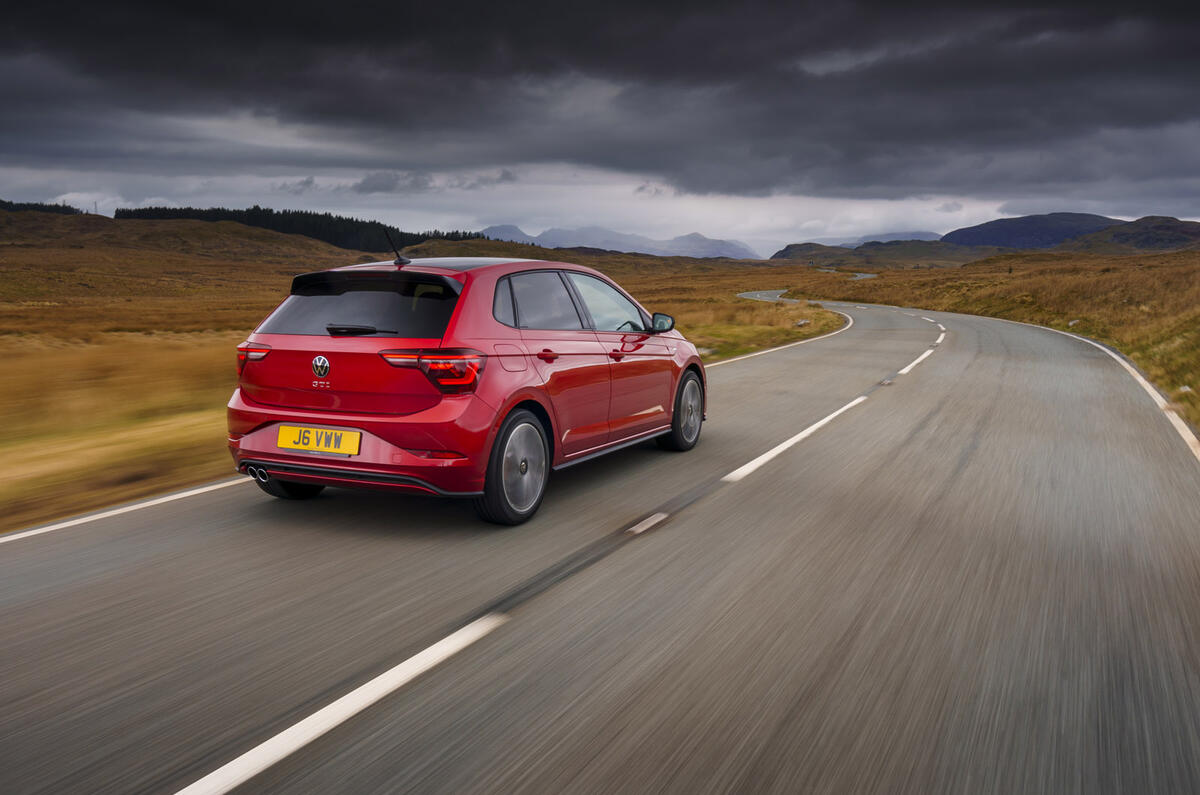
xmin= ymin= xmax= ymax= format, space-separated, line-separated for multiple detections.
xmin=227 ymin=258 xmax=705 ymax=497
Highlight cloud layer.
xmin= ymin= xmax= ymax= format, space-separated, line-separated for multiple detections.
xmin=2 ymin=1 xmax=1198 ymax=240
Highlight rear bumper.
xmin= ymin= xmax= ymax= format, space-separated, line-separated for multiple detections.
xmin=238 ymin=458 xmax=482 ymax=497
xmin=227 ymin=387 xmax=496 ymax=495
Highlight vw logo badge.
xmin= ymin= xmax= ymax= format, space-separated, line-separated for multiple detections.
xmin=312 ymin=355 xmax=330 ymax=377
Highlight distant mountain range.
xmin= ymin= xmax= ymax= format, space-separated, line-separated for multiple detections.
xmin=772 ymin=213 xmax=1200 ymax=265
xmin=480 ymin=224 xmax=759 ymax=259
xmin=806 ymin=230 xmax=942 ymax=247
xmin=1058 ymin=215 xmax=1200 ymax=253
xmin=940 ymin=212 xmax=1122 ymax=248
xmin=770 ymin=239 xmax=1005 ymax=267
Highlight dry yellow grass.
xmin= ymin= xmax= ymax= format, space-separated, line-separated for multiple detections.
xmin=0 ymin=213 xmax=840 ymax=532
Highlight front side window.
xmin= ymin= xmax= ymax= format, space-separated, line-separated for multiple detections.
xmin=510 ymin=271 xmax=584 ymax=330
xmin=566 ymin=273 xmax=645 ymax=332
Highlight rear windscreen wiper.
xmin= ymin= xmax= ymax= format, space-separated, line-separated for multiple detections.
xmin=325 ymin=323 xmax=398 ymax=336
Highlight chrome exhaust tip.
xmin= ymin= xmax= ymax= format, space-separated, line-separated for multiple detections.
xmin=254 ymin=467 xmax=269 ymax=483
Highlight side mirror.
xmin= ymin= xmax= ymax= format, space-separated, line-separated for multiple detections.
xmin=651 ymin=312 xmax=675 ymax=333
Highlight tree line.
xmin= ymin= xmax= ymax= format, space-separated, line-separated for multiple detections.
xmin=1 ymin=198 xmax=83 ymax=215
xmin=114 ymin=205 xmax=482 ymax=251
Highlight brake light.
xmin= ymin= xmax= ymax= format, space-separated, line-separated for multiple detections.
xmin=236 ymin=342 xmax=271 ymax=374
xmin=380 ymin=349 xmax=486 ymax=394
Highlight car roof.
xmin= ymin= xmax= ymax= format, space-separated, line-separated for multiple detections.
xmin=331 ymin=257 xmax=549 ymax=274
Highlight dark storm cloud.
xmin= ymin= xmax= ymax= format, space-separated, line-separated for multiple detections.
xmin=2 ymin=1 xmax=1200 ymax=203
xmin=351 ymin=171 xmax=434 ymax=194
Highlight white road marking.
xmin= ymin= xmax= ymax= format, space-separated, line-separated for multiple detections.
xmin=921 ymin=316 xmax=936 ymax=323
xmin=0 ymin=479 xmax=250 ymax=545
xmin=708 ymin=311 xmax=854 ymax=368
xmin=722 ymin=396 xmax=869 ymax=483
xmin=935 ymin=332 xmax=946 ymax=344
xmin=937 ymin=323 xmax=946 ymax=331
xmin=898 ymin=349 xmax=934 ymax=375
xmin=625 ymin=512 xmax=669 ymax=535
xmin=174 ymin=614 xmax=508 ymax=795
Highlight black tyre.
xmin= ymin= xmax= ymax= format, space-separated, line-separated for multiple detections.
xmin=657 ymin=370 xmax=704 ymax=451
xmin=474 ymin=409 xmax=550 ymax=525
xmin=255 ymin=478 xmax=325 ymax=500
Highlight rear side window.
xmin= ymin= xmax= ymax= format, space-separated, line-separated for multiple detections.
xmin=493 ymin=277 xmax=516 ymax=327
xmin=257 ymin=276 xmax=458 ymax=337
xmin=509 ymin=271 xmax=584 ymax=330
xmin=566 ymin=273 xmax=646 ymax=332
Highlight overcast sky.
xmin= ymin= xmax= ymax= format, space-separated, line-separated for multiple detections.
xmin=2 ymin=1 xmax=1198 ymax=254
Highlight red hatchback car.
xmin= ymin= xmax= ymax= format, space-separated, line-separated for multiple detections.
xmin=227 ymin=257 xmax=706 ymax=523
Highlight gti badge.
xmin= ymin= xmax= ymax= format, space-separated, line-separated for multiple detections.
xmin=312 ymin=355 xmax=330 ymax=377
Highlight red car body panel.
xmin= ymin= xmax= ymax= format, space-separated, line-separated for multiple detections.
xmin=227 ymin=258 xmax=705 ymax=497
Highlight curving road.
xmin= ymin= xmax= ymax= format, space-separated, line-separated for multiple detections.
xmin=3 ymin=303 xmax=1200 ymax=794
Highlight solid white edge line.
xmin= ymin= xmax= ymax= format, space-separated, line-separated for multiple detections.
xmin=708 ymin=310 xmax=854 ymax=369
xmin=174 ymin=614 xmax=509 ymax=795
xmin=0 ymin=479 xmax=250 ymax=546
xmin=722 ymin=396 xmax=868 ymax=483
xmin=898 ymin=348 xmax=934 ymax=375
xmin=625 ymin=512 xmax=669 ymax=535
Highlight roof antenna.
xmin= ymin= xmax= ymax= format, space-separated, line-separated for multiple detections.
xmin=383 ymin=229 xmax=411 ymax=265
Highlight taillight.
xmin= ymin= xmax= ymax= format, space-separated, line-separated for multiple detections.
xmin=380 ymin=349 xmax=486 ymax=394
xmin=236 ymin=342 xmax=271 ymax=375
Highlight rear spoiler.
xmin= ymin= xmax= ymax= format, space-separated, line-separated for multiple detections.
xmin=290 ymin=270 xmax=463 ymax=296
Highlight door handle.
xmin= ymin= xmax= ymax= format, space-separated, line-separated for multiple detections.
xmin=537 ymin=349 xmax=560 ymax=362
xmin=608 ymin=350 xmax=625 ymax=361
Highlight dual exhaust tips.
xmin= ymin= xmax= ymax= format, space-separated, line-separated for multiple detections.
xmin=245 ymin=465 xmax=270 ymax=483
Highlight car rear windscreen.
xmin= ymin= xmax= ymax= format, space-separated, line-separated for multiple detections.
xmin=256 ymin=275 xmax=459 ymax=337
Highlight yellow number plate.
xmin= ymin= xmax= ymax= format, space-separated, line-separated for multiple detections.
xmin=276 ymin=425 xmax=361 ymax=455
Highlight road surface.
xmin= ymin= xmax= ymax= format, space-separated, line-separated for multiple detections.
xmin=737 ymin=288 xmax=801 ymax=303
xmin=3 ymin=303 xmax=1200 ymax=794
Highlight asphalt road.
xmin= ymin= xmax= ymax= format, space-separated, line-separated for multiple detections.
xmin=4 ymin=303 xmax=1200 ymax=794
xmin=738 ymin=288 xmax=801 ymax=303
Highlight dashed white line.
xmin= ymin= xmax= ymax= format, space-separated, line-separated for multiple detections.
xmin=898 ymin=349 xmax=934 ymax=375
xmin=921 ymin=316 xmax=936 ymax=323
xmin=174 ymin=614 xmax=508 ymax=795
xmin=935 ymin=332 xmax=946 ymax=344
xmin=937 ymin=323 xmax=946 ymax=331
xmin=722 ymin=396 xmax=869 ymax=483
xmin=0 ymin=479 xmax=250 ymax=546
xmin=625 ymin=512 xmax=669 ymax=535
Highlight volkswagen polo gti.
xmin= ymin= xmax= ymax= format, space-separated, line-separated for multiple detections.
xmin=227 ymin=257 xmax=706 ymax=523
